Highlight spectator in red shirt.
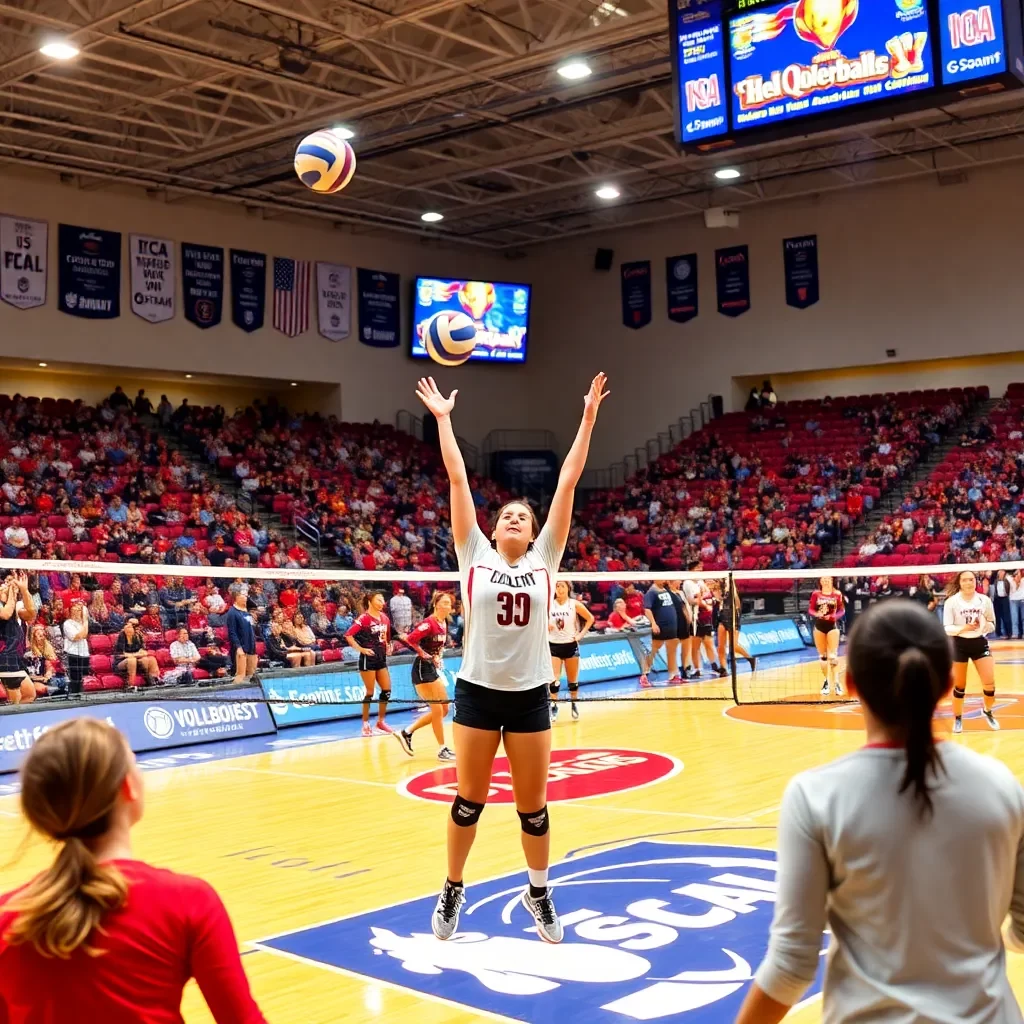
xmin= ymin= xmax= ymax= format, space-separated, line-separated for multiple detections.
xmin=0 ymin=717 xmax=266 ymax=1024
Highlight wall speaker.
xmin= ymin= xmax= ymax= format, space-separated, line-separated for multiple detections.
xmin=594 ymin=248 xmax=614 ymax=271
xmin=711 ymin=394 xmax=724 ymax=419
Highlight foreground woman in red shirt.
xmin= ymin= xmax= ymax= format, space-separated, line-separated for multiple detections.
xmin=0 ymin=718 xmax=266 ymax=1024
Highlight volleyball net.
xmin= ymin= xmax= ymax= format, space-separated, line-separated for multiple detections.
xmin=0 ymin=557 xmax=1019 ymax=725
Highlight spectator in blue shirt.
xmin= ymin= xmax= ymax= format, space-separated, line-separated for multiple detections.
xmin=226 ymin=583 xmax=257 ymax=682
xmin=106 ymin=495 xmax=128 ymax=523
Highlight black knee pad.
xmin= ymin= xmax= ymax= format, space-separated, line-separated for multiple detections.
xmin=820 ymin=655 xmax=828 ymax=662
xmin=568 ymin=682 xmax=579 ymax=693
xmin=549 ymin=682 xmax=560 ymax=697
xmin=378 ymin=689 xmax=391 ymax=704
xmin=518 ymin=806 xmax=549 ymax=837
xmin=451 ymin=795 xmax=484 ymax=827
xmin=984 ymin=689 xmax=996 ymax=698
xmin=362 ymin=693 xmax=373 ymax=706
xmin=953 ymin=687 xmax=966 ymax=700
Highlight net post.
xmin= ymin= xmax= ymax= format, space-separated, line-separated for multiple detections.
xmin=728 ymin=570 xmax=738 ymax=704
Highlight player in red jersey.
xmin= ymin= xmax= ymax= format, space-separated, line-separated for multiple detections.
xmin=345 ymin=591 xmax=394 ymax=737
xmin=809 ymin=575 xmax=845 ymax=697
xmin=0 ymin=718 xmax=266 ymax=1024
xmin=396 ymin=591 xmax=455 ymax=761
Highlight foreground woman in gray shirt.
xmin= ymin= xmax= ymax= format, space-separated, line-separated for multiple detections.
xmin=736 ymin=599 xmax=1024 ymax=1024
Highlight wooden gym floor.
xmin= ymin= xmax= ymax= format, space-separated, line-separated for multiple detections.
xmin=3 ymin=646 xmax=1024 ymax=1023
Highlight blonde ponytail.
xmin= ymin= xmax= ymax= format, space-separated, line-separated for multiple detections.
xmin=4 ymin=718 xmax=131 ymax=958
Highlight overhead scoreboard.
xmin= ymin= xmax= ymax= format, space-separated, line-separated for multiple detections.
xmin=670 ymin=0 xmax=1024 ymax=149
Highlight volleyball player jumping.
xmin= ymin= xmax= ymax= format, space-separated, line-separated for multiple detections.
xmin=396 ymin=591 xmax=455 ymax=760
xmin=549 ymin=580 xmax=594 ymax=721
xmin=415 ymin=371 xmax=608 ymax=944
xmin=0 ymin=571 xmax=36 ymax=705
xmin=943 ymin=569 xmax=999 ymax=734
xmin=809 ymin=576 xmax=845 ymax=697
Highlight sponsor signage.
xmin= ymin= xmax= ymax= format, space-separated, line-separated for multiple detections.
xmin=0 ymin=687 xmax=274 ymax=775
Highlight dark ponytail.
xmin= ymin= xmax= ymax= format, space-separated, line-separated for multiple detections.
xmin=893 ymin=646 xmax=942 ymax=816
xmin=846 ymin=600 xmax=952 ymax=819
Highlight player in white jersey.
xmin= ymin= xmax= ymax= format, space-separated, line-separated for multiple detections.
xmin=738 ymin=599 xmax=1024 ymax=1024
xmin=548 ymin=581 xmax=594 ymax=722
xmin=415 ymin=372 xmax=609 ymax=945
xmin=943 ymin=570 xmax=998 ymax=735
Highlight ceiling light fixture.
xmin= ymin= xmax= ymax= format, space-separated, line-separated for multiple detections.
xmin=185 ymin=373 xmax=193 ymax=379
xmin=290 ymin=382 xmax=298 ymax=386
xmin=714 ymin=167 xmax=741 ymax=180
xmin=595 ymin=185 xmax=620 ymax=200
xmin=39 ymin=40 xmax=79 ymax=60
xmin=421 ymin=211 xmax=444 ymax=223
xmin=331 ymin=125 xmax=355 ymax=140
xmin=38 ymin=362 xmax=48 ymax=368
xmin=557 ymin=60 xmax=592 ymax=81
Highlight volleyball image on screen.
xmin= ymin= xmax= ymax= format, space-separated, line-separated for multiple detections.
xmin=423 ymin=310 xmax=478 ymax=367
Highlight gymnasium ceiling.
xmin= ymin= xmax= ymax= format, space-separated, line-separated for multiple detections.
xmin=3 ymin=0 xmax=1024 ymax=251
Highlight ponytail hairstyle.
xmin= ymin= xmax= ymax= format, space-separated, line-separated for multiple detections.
xmin=943 ymin=569 xmax=975 ymax=599
xmin=846 ymin=600 xmax=952 ymax=818
xmin=5 ymin=718 xmax=131 ymax=957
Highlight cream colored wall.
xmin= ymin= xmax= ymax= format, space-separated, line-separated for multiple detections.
xmin=0 ymin=168 xmax=521 ymax=444
xmin=522 ymin=162 xmax=1024 ymax=466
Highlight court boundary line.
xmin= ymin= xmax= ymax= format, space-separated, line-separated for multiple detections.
xmin=394 ymin=749 xmax=685 ymax=804
xmin=219 ymin=765 xmax=395 ymax=788
xmin=244 ymin=945 xmax=522 ymax=1024
xmin=248 ymin=838 xmax=794 ymax=1020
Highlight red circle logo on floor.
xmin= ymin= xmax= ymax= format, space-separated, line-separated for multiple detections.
xmin=397 ymin=747 xmax=682 ymax=804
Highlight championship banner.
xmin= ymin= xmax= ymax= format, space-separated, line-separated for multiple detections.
xmin=0 ymin=215 xmax=46 ymax=310
xmin=620 ymin=260 xmax=652 ymax=330
xmin=783 ymin=234 xmax=819 ymax=309
xmin=58 ymin=223 xmax=120 ymax=319
xmin=715 ymin=243 xmax=750 ymax=317
xmin=181 ymin=243 xmax=223 ymax=329
xmin=316 ymin=262 xmax=351 ymax=341
xmin=357 ymin=267 xmax=400 ymax=347
xmin=129 ymin=234 xmax=174 ymax=323
xmin=665 ymin=253 xmax=698 ymax=323
xmin=230 ymin=248 xmax=266 ymax=333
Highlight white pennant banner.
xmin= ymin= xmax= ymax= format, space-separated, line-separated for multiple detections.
xmin=316 ymin=262 xmax=351 ymax=341
xmin=0 ymin=215 xmax=47 ymax=309
xmin=129 ymin=233 xmax=175 ymax=323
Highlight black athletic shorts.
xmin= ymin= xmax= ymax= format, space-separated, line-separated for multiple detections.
xmin=454 ymin=678 xmax=550 ymax=734
xmin=953 ymin=635 xmax=991 ymax=664
xmin=549 ymin=641 xmax=580 ymax=660
xmin=412 ymin=657 xmax=440 ymax=685
xmin=813 ymin=618 xmax=837 ymax=636
xmin=678 ymin=615 xmax=693 ymax=640
xmin=359 ymin=653 xmax=388 ymax=673
xmin=695 ymin=622 xmax=713 ymax=638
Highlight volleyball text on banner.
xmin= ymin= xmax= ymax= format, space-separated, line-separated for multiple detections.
xmin=715 ymin=243 xmax=750 ymax=317
xmin=620 ymin=260 xmax=652 ymax=329
xmin=129 ymin=234 xmax=174 ymax=323
xmin=783 ymin=234 xmax=819 ymax=309
xmin=272 ymin=257 xmax=311 ymax=337
xmin=665 ymin=253 xmax=698 ymax=323
xmin=230 ymin=248 xmax=266 ymax=333
xmin=0 ymin=215 xmax=46 ymax=310
xmin=316 ymin=262 xmax=351 ymax=341
xmin=58 ymin=223 xmax=121 ymax=320
xmin=181 ymin=243 xmax=223 ymax=329
xmin=357 ymin=267 xmax=400 ymax=347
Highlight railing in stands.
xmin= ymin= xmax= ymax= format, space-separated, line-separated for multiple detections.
xmin=395 ymin=409 xmax=481 ymax=474
xmin=481 ymin=428 xmax=558 ymax=457
xmin=294 ymin=515 xmax=323 ymax=568
xmin=237 ymin=490 xmax=254 ymax=516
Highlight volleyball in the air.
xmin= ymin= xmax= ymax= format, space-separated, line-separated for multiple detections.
xmin=424 ymin=311 xmax=478 ymax=367
xmin=294 ymin=129 xmax=357 ymax=194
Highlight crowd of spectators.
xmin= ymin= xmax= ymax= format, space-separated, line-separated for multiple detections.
xmin=563 ymin=388 xmax=977 ymax=579
xmin=171 ymin=398 xmax=507 ymax=573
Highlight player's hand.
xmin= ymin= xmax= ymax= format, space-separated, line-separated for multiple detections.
xmin=361 ymin=647 xmax=374 ymax=657
xmin=415 ymin=377 xmax=457 ymax=418
xmin=583 ymin=372 xmax=610 ymax=424
xmin=651 ymin=623 xmax=660 ymax=635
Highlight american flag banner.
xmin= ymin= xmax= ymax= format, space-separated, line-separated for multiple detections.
xmin=273 ymin=256 xmax=311 ymax=337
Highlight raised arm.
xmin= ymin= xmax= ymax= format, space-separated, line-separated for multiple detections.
xmin=545 ymin=373 xmax=610 ymax=552
xmin=415 ymin=377 xmax=477 ymax=550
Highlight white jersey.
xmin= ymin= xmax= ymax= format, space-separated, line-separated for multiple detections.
xmin=457 ymin=523 xmax=562 ymax=691
xmin=944 ymin=591 xmax=995 ymax=638
xmin=756 ymin=743 xmax=1024 ymax=1023
xmin=549 ymin=597 xmax=577 ymax=644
